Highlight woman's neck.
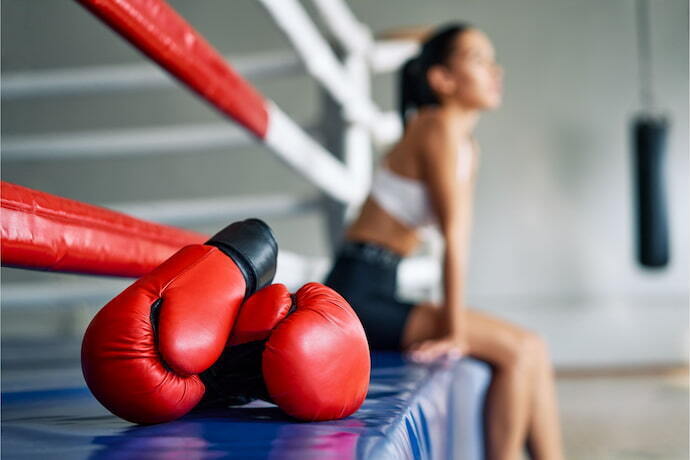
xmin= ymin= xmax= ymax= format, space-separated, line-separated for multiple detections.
xmin=440 ymin=102 xmax=480 ymax=138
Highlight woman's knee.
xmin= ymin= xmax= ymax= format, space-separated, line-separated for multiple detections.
xmin=501 ymin=329 xmax=550 ymax=371
xmin=523 ymin=331 xmax=551 ymax=364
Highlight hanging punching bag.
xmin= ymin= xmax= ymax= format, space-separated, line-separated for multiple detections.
xmin=632 ymin=0 xmax=670 ymax=268
xmin=633 ymin=116 xmax=670 ymax=267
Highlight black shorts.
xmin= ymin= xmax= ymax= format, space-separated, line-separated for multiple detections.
xmin=323 ymin=240 xmax=415 ymax=350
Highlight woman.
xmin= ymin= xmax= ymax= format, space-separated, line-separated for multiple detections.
xmin=324 ymin=23 xmax=565 ymax=460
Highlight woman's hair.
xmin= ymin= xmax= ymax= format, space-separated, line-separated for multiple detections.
xmin=399 ymin=22 xmax=473 ymax=125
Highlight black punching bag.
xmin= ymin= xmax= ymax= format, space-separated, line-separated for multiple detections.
xmin=631 ymin=0 xmax=670 ymax=268
xmin=633 ymin=116 xmax=670 ymax=267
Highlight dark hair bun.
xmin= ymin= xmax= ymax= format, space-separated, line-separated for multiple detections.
xmin=398 ymin=22 xmax=473 ymax=125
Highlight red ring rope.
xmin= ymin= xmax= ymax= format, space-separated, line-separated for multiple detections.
xmin=77 ymin=0 xmax=270 ymax=138
xmin=1 ymin=181 xmax=206 ymax=277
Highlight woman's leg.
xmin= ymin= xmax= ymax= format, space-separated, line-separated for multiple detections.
xmin=401 ymin=303 xmax=564 ymax=460
xmin=524 ymin=333 xmax=564 ymax=460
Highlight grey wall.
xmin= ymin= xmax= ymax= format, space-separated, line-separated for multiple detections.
xmin=2 ymin=0 xmax=688 ymax=361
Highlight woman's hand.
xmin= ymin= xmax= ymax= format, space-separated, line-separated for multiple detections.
xmin=406 ymin=335 xmax=468 ymax=364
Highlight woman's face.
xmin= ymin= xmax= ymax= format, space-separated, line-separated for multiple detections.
xmin=431 ymin=29 xmax=503 ymax=110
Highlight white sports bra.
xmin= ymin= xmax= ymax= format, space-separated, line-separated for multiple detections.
xmin=370 ymin=141 xmax=474 ymax=229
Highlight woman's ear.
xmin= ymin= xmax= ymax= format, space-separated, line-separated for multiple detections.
xmin=427 ymin=65 xmax=456 ymax=99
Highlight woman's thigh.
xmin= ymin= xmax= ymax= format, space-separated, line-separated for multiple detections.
xmin=402 ymin=303 xmax=539 ymax=368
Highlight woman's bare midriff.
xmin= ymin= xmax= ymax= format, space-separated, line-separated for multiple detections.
xmin=344 ymin=196 xmax=422 ymax=257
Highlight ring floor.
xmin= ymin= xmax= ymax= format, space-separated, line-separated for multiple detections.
xmin=2 ymin=338 xmax=491 ymax=459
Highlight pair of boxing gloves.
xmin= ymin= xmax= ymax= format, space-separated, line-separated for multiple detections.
xmin=81 ymin=219 xmax=370 ymax=424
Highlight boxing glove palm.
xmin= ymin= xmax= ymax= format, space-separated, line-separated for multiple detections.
xmin=81 ymin=219 xmax=277 ymax=424
xmin=200 ymin=282 xmax=370 ymax=421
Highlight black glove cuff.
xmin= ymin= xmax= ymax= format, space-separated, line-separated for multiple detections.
xmin=206 ymin=218 xmax=278 ymax=298
xmin=197 ymin=296 xmax=298 ymax=410
xmin=198 ymin=340 xmax=272 ymax=407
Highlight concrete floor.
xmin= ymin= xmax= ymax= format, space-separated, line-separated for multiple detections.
xmin=557 ymin=371 xmax=689 ymax=460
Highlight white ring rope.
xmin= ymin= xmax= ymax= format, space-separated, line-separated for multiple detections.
xmin=265 ymin=102 xmax=365 ymax=203
xmin=110 ymin=194 xmax=322 ymax=226
xmin=1 ymin=51 xmax=303 ymax=100
xmin=2 ymin=122 xmax=322 ymax=161
xmin=308 ymin=0 xmax=420 ymax=73
xmin=2 ymin=123 xmax=253 ymax=160
xmin=257 ymin=0 xmax=402 ymax=146
xmin=309 ymin=0 xmax=373 ymax=56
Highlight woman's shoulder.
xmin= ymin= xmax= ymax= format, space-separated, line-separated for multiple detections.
xmin=403 ymin=111 xmax=459 ymax=171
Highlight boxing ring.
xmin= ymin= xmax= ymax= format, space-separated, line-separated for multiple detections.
xmin=1 ymin=1 xmax=491 ymax=458
xmin=3 ymin=346 xmax=490 ymax=459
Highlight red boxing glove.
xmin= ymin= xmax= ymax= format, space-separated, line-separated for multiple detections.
xmin=199 ymin=282 xmax=370 ymax=421
xmin=81 ymin=219 xmax=278 ymax=424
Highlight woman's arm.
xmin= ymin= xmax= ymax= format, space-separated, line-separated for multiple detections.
xmin=418 ymin=119 xmax=473 ymax=347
